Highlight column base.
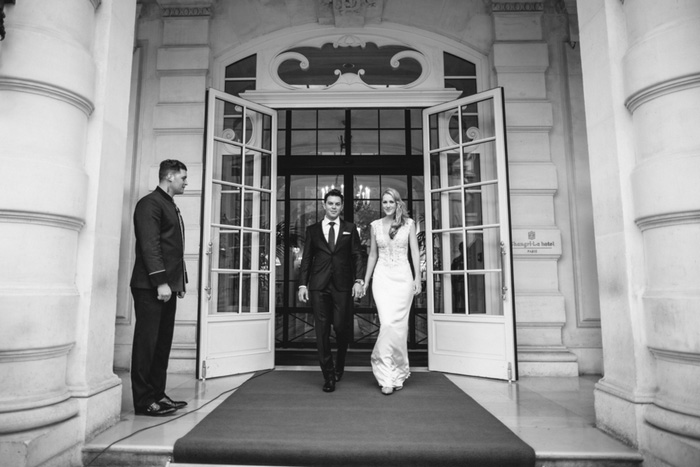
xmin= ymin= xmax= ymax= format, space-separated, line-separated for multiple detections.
xmin=0 ymin=416 xmax=82 ymax=467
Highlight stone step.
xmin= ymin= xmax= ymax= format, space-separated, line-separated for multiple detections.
xmin=82 ymin=449 xmax=644 ymax=467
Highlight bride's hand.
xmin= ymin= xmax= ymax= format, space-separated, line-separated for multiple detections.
xmin=413 ymin=280 xmax=422 ymax=295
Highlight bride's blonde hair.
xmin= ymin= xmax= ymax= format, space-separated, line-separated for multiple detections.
xmin=382 ymin=188 xmax=409 ymax=239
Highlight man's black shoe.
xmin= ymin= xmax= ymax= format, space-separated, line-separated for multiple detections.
xmin=135 ymin=402 xmax=177 ymax=417
xmin=323 ymin=378 xmax=336 ymax=392
xmin=335 ymin=370 xmax=344 ymax=382
xmin=159 ymin=395 xmax=188 ymax=409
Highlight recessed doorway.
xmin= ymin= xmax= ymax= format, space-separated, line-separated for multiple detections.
xmin=274 ymin=107 xmax=428 ymax=366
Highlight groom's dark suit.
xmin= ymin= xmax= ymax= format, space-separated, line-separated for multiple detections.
xmin=299 ymin=219 xmax=364 ymax=382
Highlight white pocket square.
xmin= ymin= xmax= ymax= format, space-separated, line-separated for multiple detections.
xmin=342 ymin=231 xmax=351 ymax=235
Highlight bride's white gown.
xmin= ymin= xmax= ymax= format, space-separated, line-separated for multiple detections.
xmin=370 ymin=218 xmax=414 ymax=388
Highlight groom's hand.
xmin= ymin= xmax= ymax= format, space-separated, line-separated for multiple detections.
xmin=352 ymin=282 xmax=364 ymax=298
xmin=298 ymin=286 xmax=309 ymax=303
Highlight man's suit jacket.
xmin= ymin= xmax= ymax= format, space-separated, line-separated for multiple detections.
xmin=298 ymin=219 xmax=364 ymax=292
xmin=130 ymin=186 xmax=187 ymax=292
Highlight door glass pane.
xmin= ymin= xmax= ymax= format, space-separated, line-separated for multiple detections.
xmin=379 ymin=129 xmax=405 ymax=155
xmin=351 ymin=130 xmax=378 ymax=155
xmin=219 ymin=187 xmax=242 ymax=226
xmin=216 ymin=144 xmax=242 ymax=184
xmin=380 ymin=175 xmax=407 ymax=197
xmin=242 ymin=190 xmax=270 ymax=228
xmin=291 ymin=130 xmax=316 ymax=155
xmin=379 ymin=109 xmax=404 ymax=128
xmin=216 ymin=273 xmax=239 ymax=314
xmin=241 ymin=273 xmax=269 ymax=313
xmin=318 ymin=109 xmax=345 ymax=128
xmin=218 ymin=230 xmax=240 ymax=269
xmin=243 ymin=150 xmax=271 ymax=189
xmin=291 ymin=109 xmax=316 ymax=128
xmin=352 ymin=109 xmax=378 ymax=128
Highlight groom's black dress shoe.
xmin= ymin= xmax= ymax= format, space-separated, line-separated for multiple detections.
xmin=323 ymin=378 xmax=336 ymax=392
xmin=335 ymin=370 xmax=344 ymax=382
xmin=159 ymin=395 xmax=188 ymax=410
xmin=135 ymin=402 xmax=177 ymax=417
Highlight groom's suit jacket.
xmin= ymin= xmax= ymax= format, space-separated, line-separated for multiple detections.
xmin=299 ymin=219 xmax=364 ymax=292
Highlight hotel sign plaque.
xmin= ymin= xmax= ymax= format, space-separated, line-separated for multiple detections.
xmin=511 ymin=229 xmax=561 ymax=257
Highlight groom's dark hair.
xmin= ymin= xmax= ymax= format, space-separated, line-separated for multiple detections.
xmin=324 ymin=188 xmax=344 ymax=203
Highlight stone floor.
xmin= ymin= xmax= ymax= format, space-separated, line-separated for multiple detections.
xmin=83 ymin=368 xmax=643 ymax=467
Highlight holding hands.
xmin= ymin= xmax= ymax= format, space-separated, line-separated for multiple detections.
xmin=413 ymin=280 xmax=422 ymax=296
xmin=352 ymin=281 xmax=365 ymax=299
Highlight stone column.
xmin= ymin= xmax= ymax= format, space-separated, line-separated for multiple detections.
xmin=492 ymin=1 xmax=579 ymax=376
xmin=579 ymin=0 xmax=700 ymax=465
xmin=0 ymin=0 xmax=136 ymax=465
xmin=624 ymin=0 xmax=700 ymax=465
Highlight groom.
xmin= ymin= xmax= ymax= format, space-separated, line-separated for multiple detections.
xmin=298 ymin=189 xmax=365 ymax=392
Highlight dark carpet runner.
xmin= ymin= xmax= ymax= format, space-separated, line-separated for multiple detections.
xmin=173 ymin=370 xmax=535 ymax=467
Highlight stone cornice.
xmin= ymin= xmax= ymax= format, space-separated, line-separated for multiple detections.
xmin=492 ymin=2 xmax=543 ymax=13
xmin=162 ymin=6 xmax=212 ymax=17
xmin=241 ymin=88 xmax=461 ymax=108
xmin=625 ymin=73 xmax=700 ymax=113
xmin=0 ymin=210 xmax=85 ymax=231
xmin=635 ymin=210 xmax=700 ymax=231
xmin=0 ymin=77 xmax=94 ymax=116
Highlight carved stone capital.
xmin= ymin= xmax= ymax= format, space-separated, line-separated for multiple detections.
xmin=162 ymin=6 xmax=212 ymax=17
xmin=318 ymin=0 xmax=383 ymax=27
xmin=492 ymin=2 xmax=543 ymax=13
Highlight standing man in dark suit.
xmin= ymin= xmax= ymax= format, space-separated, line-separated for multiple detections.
xmin=298 ymin=189 xmax=365 ymax=392
xmin=130 ymin=159 xmax=189 ymax=416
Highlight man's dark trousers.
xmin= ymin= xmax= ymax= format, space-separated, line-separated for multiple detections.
xmin=310 ymin=282 xmax=353 ymax=379
xmin=130 ymin=288 xmax=177 ymax=410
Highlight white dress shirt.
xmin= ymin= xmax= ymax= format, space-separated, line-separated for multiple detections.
xmin=322 ymin=217 xmax=340 ymax=245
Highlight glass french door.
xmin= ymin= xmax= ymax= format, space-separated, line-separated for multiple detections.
xmin=275 ymin=172 xmax=428 ymax=354
xmin=197 ymin=89 xmax=276 ymax=379
xmin=423 ymin=87 xmax=517 ymax=380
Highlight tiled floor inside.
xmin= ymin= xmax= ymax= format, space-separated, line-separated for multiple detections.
xmin=84 ymin=368 xmax=642 ymax=466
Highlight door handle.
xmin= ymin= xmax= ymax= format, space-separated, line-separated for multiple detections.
xmin=204 ymin=241 xmax=213 ymax=301
xmin=500 ymin=241 xmax=508 ymax=301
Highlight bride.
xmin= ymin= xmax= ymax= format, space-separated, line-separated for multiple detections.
xmin=362 ymin=188 xmax=422 ymax=395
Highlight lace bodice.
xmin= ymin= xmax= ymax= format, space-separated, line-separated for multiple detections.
xmin=372 ymin=218 xmax=413 ymax=269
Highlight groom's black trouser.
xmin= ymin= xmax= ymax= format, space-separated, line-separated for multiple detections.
xmin=309 ymin=282 xmax=353 ymax=380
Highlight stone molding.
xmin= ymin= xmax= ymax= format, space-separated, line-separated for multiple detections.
xmin=492 ymin=2 xmax=543 ymax=13
xmin=0 ymin=209 xmax=85 ymax=231
xmin=0 ymin=343 xmax=74 ymax=363
xmin=625 ymin=72 xmax=700 ymax=113
xmin=0 ymin=398 xmax=78 ymax=434
xmin=595 ymin=378 xmax=656 ymax=404
xmin=162 ymin=6 xmax=212 ymax=17
xmin=68 ymin=374 xmax=122 ymax=398
xmin=242 ymin=88 xmax=461 ymax=108
xmin=0 ymin=77 xmax=94 ymax=116
xmin=648 ymin=346 xmax=700 ymax=365
xmin=646 ymin=404 xmax=700 ymax=440
xmin=635 ymin=210 xmax=700 ymax=231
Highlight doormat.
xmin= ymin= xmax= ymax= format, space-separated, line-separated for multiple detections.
xmin=173 ymin=370 xmax=535 ymax=467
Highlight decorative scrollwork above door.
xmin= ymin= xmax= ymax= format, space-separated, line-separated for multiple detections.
xmin=271 ymin=37 xmax=429 ymax=91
